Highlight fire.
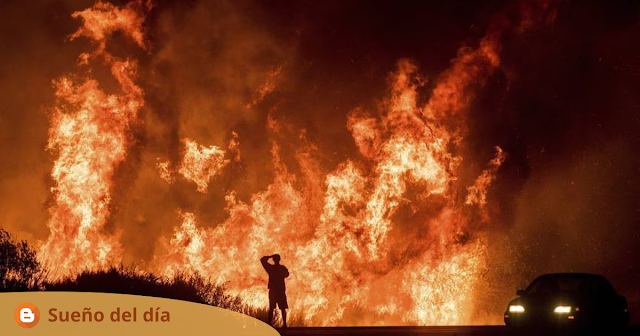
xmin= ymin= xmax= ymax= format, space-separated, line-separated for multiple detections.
xmin=466 ymin=147 xmax=507 ymax=208
xmin=177 ymin=139 xmax=229 ymax=193
xmin=40 ymin=0 xmax=150 ymax=277
xmin=156 ymin=42 xmax=504 ymax=325
xmin=37 ymin=0 xmax=559 ymax=326
xmin=248 ymin=66 xmax=283 ymax=108
xmin=156 ymin=160 xmax=174 ymax=184
xmin=157 ymin=137 xmax=238 ymax=190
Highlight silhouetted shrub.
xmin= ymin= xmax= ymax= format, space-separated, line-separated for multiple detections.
xmin=0 ymin=228 xmax=306 ymax=325
xmin=44 ymin=266 xmax=244 ymax=311
xmin=0 ymin=228 xmax=42 ymax=291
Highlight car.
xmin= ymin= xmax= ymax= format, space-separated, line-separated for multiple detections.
xmin=504 ymin=273 xmax=629 ymax=330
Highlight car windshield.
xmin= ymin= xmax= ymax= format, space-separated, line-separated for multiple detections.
xmin=526 ymin=274 xmax=602 ymax=294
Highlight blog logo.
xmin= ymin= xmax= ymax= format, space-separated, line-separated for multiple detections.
xmin=15 ymin=303 xmax=40 ymax=328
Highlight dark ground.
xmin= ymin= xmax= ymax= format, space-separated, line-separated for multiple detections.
xmin=276 ymin=325 xmax=640 ymax=336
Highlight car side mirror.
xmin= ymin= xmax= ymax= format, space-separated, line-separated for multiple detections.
xmin=516 ymin=289 xmax=527 ymax=296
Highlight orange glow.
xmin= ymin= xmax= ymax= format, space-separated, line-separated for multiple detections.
xmin=157 ymin=48 xmax=505 ymax=324
xmin=157 ymin=160 xmax=174 ymax=184
xmin=40 ymin=0 xmax=514 ymax=325
xmin=466 ymin=147 xmax=507 ymax=208
xmin=178 ymin=139 xmax=228 ymax=193
xmin=248 ymin=66 xmax=283 ymax=108
xmin=39 ymin=0 xmax=150 ymax=278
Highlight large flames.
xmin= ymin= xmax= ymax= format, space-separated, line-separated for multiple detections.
xmin=40 ymin=0 xmax=150 ymax=277
xmin=157 ymin=46 xmax=503 ymax=325
xmin=36 ymin=0 xmax=556 ymax=326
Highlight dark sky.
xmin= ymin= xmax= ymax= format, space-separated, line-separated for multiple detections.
xmin=1 ymin=0 xmax=640 ymax=321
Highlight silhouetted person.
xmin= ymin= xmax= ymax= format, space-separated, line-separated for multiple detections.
xmin=261 ymin=254 xmax=289 ymax=328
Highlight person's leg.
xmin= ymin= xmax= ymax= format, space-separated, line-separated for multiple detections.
xmin=268 ymin=291 xmax=275 ymax=325
xmin=281 ymin=308 xmax=287 ymax=328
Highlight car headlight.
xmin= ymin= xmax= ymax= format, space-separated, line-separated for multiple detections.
xmin=509 ymin=305 xmax=525 ymax=313
xmin=554 ymin=306 xmax=572 ymax=314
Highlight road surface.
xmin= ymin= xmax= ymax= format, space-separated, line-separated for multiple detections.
xmin=276 ymin=325 xmax=640 ymax=335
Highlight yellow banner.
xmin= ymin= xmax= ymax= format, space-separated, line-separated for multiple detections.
xmin=1 ymin=292 xmax=279 ymax=335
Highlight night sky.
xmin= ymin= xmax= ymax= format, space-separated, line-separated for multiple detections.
xmin=1 ymin=0 xmax=640 ymax=322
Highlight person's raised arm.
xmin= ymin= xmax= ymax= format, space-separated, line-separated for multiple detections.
xmin=260 ymin=255 xmax=271 ymax=270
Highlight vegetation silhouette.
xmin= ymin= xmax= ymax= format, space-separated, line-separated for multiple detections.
xmin=0 ymin=228 xmax=304 ymax=325
xmin=0 ymin=228 xmax=42 ymax=291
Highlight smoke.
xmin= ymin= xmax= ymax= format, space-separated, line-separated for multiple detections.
xmin=107 ymin=0 xmax=293 ymax=265
xmin=0 ymin=0 xmax=90 ymax=242
xmin=467 ymin=0 xmax=640 ymax=318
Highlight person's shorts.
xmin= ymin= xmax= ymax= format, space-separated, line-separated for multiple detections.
xmin=269 ymin=290 xmax=288 ymax=309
